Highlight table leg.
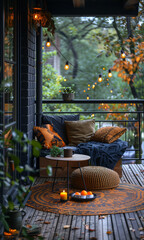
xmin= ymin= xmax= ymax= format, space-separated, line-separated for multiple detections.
xmin=67 ymin=161 xmax=69 ymax=200
xmin=78 ymin=162 xmax=87 ymax=191
xmin=52 ymin=160 xmax=58 ymax=192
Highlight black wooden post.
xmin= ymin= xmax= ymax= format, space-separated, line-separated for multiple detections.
xmin=36 ymin=26 xmax=43 ymax=126
xmin=0 ymin=0 xmax=4 ymax=236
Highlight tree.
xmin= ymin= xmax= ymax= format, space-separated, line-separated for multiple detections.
xmin=42 ymin=49 xmax=82 ymax=113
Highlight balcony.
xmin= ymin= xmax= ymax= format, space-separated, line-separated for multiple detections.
xmin=40 ymin=98 xmax=144 ymax=163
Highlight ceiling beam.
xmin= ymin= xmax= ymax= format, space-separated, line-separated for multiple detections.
xmin=124 ymin=0 xmax=139 ymax=9
xmin=73 ymin=0 xmax=85 ymax=8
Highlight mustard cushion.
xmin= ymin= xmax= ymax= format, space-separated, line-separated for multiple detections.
xmin=33 ymin=124 xmax=66 ymax=149
xmin=90 ymin=126 xmax=127 ymax=143
xmin=65 ymin=119 xmax=95 ymax=146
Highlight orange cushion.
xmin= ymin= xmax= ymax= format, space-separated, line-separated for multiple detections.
xmin=33 ymin=124 xmax=66 ymax=149
xmin=4 ymin=129 xmax=12 ymax=147
xmin=90 ymin=126 xmax=127 ymax=144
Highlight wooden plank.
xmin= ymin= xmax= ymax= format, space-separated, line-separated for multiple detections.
xmin=21 ymin=164 xmax=144 ymax=240
xmin=122 ymin=165 xmax=139 ymax=185
xmin=129 ymin=164 xmax=144 ymax=187
xmin=107 ymin=215 xmax=114 ymax=240
xmin=75 ymin=215 xmax=84 ymax=240
xmin=63 ymin=215 xmax=72 ymax=240
xmin=89 ymin=215 xmax=96 ymax=239
xmin=69 ymin=215 xmax=77 ymax=240
xmin=53 ymin=214 xmax=64 ymax=239
xmin=22 ymin=206 xmax=36 ymax=225
xmin=124 ymin=212 xmax=139 ymax=240
xmin=101 ymin=215 xmax=109 ymax=240
xmin=111 ymin=214 xmax=120 ymax=240
xmin=81 ymin=216 xmax=86 ymax=240
xmin=97 ymin=215 xmax=104 ymax=240
xmin=114 ymin=213 xmax=130 ymax=240
xmin=84 ymin=216 xmax=90 ymax=240
xmin=41 ymin=212 xmax=59 ymax=240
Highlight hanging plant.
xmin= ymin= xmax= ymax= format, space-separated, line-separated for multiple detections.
xmin=32 ymin=10 xmax=55 ymax=35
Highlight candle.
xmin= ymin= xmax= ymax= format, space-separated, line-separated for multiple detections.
xmin=60 ymin=190 xmax=67 ymax=201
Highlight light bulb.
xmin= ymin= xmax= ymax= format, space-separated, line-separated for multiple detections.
xmin=87 ymin=95 xmax=89 ymax=100
xmin=34 ymin=13 xmax=38 ymax=19
xmin=64 ymin=61 xmax=69 ymax=70
xmin=108 ymin=69 xmax=112 ymax=78
xmin=46 ymin=38 xmax=51 ymax=47
xmin=98 ymin=74 xmax=102 ymax=82
xmin=121 ymin=50 xmax=125 ymax=59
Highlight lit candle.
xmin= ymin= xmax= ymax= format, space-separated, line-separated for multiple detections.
xmin=60 ymin=190 xmax=67 ymax=201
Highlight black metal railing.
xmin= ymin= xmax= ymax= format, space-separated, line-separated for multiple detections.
xmin=39 ymin=99 xmax=144 ymax=164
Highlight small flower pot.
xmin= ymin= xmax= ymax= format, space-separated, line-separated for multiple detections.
xmin=62 ymin=93 xmax=74 ymax=101
xmin=6 ymin=209 xmax=26 ymax=230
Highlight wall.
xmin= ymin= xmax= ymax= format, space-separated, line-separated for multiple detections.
xmin=20 ymin=0 xmax=36 ymax=166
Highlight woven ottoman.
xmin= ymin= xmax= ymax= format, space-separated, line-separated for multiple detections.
xmin=71 ymin=166 xmax=120 ymax=190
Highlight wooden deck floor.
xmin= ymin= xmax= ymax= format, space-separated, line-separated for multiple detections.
xmin=23 ymin=164 xmax=144 ymax=240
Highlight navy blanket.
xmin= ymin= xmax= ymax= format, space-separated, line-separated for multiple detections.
xmin=75 ymin=139 xmax=128 ymax=169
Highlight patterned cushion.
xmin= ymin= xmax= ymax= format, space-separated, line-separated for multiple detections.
xmin=41 ymin=115 xmax=79 ymax=144
xmin=33 ymin=124 xmax=66 ymax=149
xmin=65 ymin=119 xmax=95 ymax=146
xmin=90 ymin=126 xmax=127 ymax=143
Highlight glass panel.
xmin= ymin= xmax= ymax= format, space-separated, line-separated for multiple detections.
xmin=4 ymin=63 xmax=15 ymax=125
xmin=4 ymin=0 xmax=15 ymax=61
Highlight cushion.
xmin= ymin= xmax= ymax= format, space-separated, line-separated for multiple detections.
xmin=33 ymin=124 xmax=66 ymax=149
xmin=65 ymin=119 xmax=95 ymax=146
xmin=4 ymin=129 xmax=12 ymax=147
xmin=42 ymin=115 xmax=79 ymax=144
xmin=90 ymin=126 xmax=127 ymax=143
xmin=71 ymin=166 xmax=120 ymax=190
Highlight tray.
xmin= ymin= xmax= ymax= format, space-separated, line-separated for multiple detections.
xmin=71 ymin=193 xmax=96 ymax=202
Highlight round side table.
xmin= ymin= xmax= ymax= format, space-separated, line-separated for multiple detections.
xmin=45 ymin=154 xmax=90 ymax=200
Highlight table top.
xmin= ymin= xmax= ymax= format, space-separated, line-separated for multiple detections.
xmin=45 ymin=154 xmax=90 ymax=162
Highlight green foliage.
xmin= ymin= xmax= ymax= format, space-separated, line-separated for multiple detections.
xmin=54 ymin=15 xmax=144 ymax=101
xmin=61 ymin=86 xmax=75 ymax=93
xmin=50 ymin=146 xmax=63 ymax=157
xmin=42 ymin=49 xmax=83 ymax=113
xmin=42 ymin=51 xmax=64 ymax=100
xmin=0 ymin=129 xmax=51 ymax=234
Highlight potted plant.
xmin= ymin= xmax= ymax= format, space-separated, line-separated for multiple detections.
xmin=0 ymin=129 xmax=52 ymax=237
xmin=50 ymin=146 xmax=63 ymax=157
xmin=61 ymin=86 xmax=75 ymax=101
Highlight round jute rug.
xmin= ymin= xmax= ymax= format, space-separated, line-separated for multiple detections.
xmin=26 ymin=182 xmax=144 ymax=215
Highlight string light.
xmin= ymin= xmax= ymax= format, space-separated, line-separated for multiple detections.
xmin=121 ymin=50 xmax=126 ymax=59
xmin=110 ymin=89 xmax=113 ymax=93
xmin=87 ymin=95 xmax=90 ymax=100
xmin=64 ymin=61 xmax=69 ymax=70
xmin=108 ymin=69 xmax=112 ymax=77
xmin=98 ymin=74 xmax=102 ymax=82
xmin=46 ymin=38 xmax=51 ymax=47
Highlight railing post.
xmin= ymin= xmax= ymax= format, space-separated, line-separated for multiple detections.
xmin=36 ymin=26 xmax=43 ymax=126
xmin=138 ymin=112 xmax=141 ymax=162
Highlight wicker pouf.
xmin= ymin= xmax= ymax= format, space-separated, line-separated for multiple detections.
xmin=71 ymin=166 xmax=120 ymax=190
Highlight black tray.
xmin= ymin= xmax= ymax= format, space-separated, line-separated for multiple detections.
xmin=71 ymin=193 xmax=96 ymax=202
